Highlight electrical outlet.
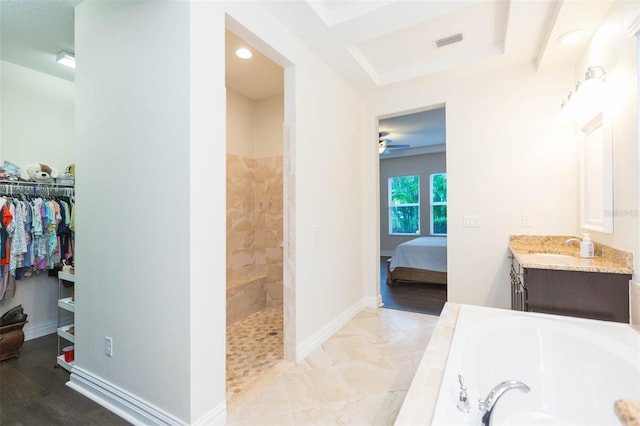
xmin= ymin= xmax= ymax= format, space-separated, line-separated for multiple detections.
xmin=105 ymin=336 xmax=113 ymax=357
xmin=522 ymin=215 xmax=532 ymax=227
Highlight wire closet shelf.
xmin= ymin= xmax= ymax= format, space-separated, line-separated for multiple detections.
xmin=0 ymin=180 xmax=74 ymax=198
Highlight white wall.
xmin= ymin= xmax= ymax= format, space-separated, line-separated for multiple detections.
xmin=574 ymin=2 xmax=639 ymax=275
xmin=0 ymin=273 xmax=69 ymax=340
xmin=226 ymin=88 xmax=284 ymax=158
xmin=369 ymin=63 xmax=576 ymax=308
xmin=226 ymin=88 xmax=255 ymax=157
xmin=189 ymin=2 xmax=227 ymax=421
xmin=1 ymin=60 xmax=74 ymax=173
xmin=75 ymin=1 xmax=196 ymax=422
xmin=254 ymin=94 xmax=284 ymax=158
xmin=0 ymin=60 xmax=75 ymax=338
xmin=74 ymin=0 xmax=366 ymax=423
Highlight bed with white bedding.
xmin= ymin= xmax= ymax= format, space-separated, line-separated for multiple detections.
xmin=386 ymin=237 xmax=447 ymax=285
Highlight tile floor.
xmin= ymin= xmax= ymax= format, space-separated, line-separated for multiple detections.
xmin=1 ymin=306 xmax=437 ymax=425
xmin=227 ymin=308 xmax=284 ymax=398
xmin=227 ymin=307 xmax=439 ymax=425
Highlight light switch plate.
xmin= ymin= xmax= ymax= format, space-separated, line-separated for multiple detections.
xmin=463 ymin=215 xmax=480 ymax=227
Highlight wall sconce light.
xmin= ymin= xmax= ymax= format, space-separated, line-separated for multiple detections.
xmin=558 ymin=66 xmax=606 ymax=123
xmin=56 ymin=51 xmax=76 ymax=69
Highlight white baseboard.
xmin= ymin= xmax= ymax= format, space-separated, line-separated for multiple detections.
xmin=295 ymin=297 xmax=367 ymax=363
xmin=24 ymin=319 xmax=56 ymax=341
xmin=380 ymin=250 xmax=394 ymax=257
xmin=24 ymin=317 xmax=73 ymax=341
xmin=68 ymin=366 xmax=219 ymax=426
xmin=192 ymin=402 xmax=226 ymax=426
xmin=376 ymin=294 xmax=384 ymax=307
xmin=362 ymin=296 xmax=381 ymax=309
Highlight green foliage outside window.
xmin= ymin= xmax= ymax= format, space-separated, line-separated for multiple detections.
xmin=431 ymin=173 xmax=447 ymax=235
xmin=433 ymin=205 xmax=447 ymax=234
xmin=389 ymin=175 xmax=420 ymax=235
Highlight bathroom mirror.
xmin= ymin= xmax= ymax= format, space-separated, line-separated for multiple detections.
xmin=579 ymin=111 xmax=613 ymax=233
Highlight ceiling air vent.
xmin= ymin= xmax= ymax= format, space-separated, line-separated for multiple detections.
xmin=434 ymin=33 xmax=463 ymax=48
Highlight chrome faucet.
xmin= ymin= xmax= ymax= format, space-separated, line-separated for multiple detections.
xmin=478 ymin=380 xmax=530 ymax=426
xmin=456 ymin=374 xmax=471 ymax=413
xmin=565 ymin=237 xmax=581 ymax=245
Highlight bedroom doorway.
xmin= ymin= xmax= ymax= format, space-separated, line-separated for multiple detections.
xmin=377 ymin=105 xmax=448 ymax=316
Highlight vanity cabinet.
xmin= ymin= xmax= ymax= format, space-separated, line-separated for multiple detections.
xmin=510 ymin=256 xmax=630 ymax=323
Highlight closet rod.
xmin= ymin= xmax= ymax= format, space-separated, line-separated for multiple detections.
xmin=0 ymin=180 xmax=74 ymax=198
xmin=0 ymin=179 xmax=74 ymax=188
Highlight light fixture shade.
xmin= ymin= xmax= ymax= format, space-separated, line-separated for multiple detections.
xmin=56 ymin=51 xmax=75 ymax=69
xmin=575 ymin=77 xmax=605 ymax=105
xmin=557 ymin=94 xmax=577 ymax=124
xmin=558 ymin=66 xmax=606 ymax=123
xmin=573 ymin=71 xmax=606 ymax=123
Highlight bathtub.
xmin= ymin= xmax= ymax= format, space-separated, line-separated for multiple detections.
xmin=431 ymin=304 xmax=640 ymax=425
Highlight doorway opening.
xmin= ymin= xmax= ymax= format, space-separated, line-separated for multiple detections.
xmin=377 ymin=105 xmax=448 ymax=316
xmin=224 ymin=25 xmax=294 ymax=407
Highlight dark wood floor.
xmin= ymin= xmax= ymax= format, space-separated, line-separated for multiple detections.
xmin=0 ymin=333 xmax=131 ymax=426
xmin=380 ymin=256 xmax=447 ymax=316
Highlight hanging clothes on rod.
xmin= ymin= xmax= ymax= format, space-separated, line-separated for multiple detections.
xmin=0 ymin=180 xmax=75 ymax=300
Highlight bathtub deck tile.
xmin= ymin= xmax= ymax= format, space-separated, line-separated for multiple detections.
xmin=394 ymin=302 xmax=460 ymax=426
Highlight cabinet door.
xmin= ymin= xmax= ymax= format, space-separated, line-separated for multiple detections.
xmin=525 ymin=268 xmax=630 ymax=323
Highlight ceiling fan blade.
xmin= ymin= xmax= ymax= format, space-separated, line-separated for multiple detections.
xmin=379 ymin=131 xmax=389 ymax=138
xmin=386 ymin=144 xmax=410 ymax=149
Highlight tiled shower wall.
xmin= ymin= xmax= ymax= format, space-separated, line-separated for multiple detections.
xmin=227 ymin=154 xmax=256 ymax=283
xmin=227 ymin=153 xmax=283 ymax=309
xmin=255 ymin=155 xmax=284 ymax=308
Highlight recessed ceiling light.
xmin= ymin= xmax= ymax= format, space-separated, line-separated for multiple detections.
xmin=56 ymin=51 xmax=75 ymax=68
xmin=557 ymin=30 xmax=584 ymax=45
xmin=235 ymin=48 xmax=253 ymax=59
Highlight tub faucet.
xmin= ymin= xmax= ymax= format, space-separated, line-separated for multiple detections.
xmin=456 ymin=374 xmax=471 ymax=413
xmin=478 ymin=380 xmax=530 ymax=426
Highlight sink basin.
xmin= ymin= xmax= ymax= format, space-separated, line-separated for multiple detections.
xmin=528 ymin=253 xmax=576 ymax=262
xmin=531 ymin=253 xmax=575 ymax=260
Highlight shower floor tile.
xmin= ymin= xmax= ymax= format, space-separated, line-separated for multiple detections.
xmin=227 ymin=308 xmax=283 ymax=399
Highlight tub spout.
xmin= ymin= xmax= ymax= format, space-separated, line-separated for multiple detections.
xmin=479 ymin=380 xmax=530 ymax=426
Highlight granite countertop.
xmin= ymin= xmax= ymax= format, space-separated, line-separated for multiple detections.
xmin=510 ymin=235 xmax=633 ymax=274
xmin=615 ymin=400 xmax=640 ymax=426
